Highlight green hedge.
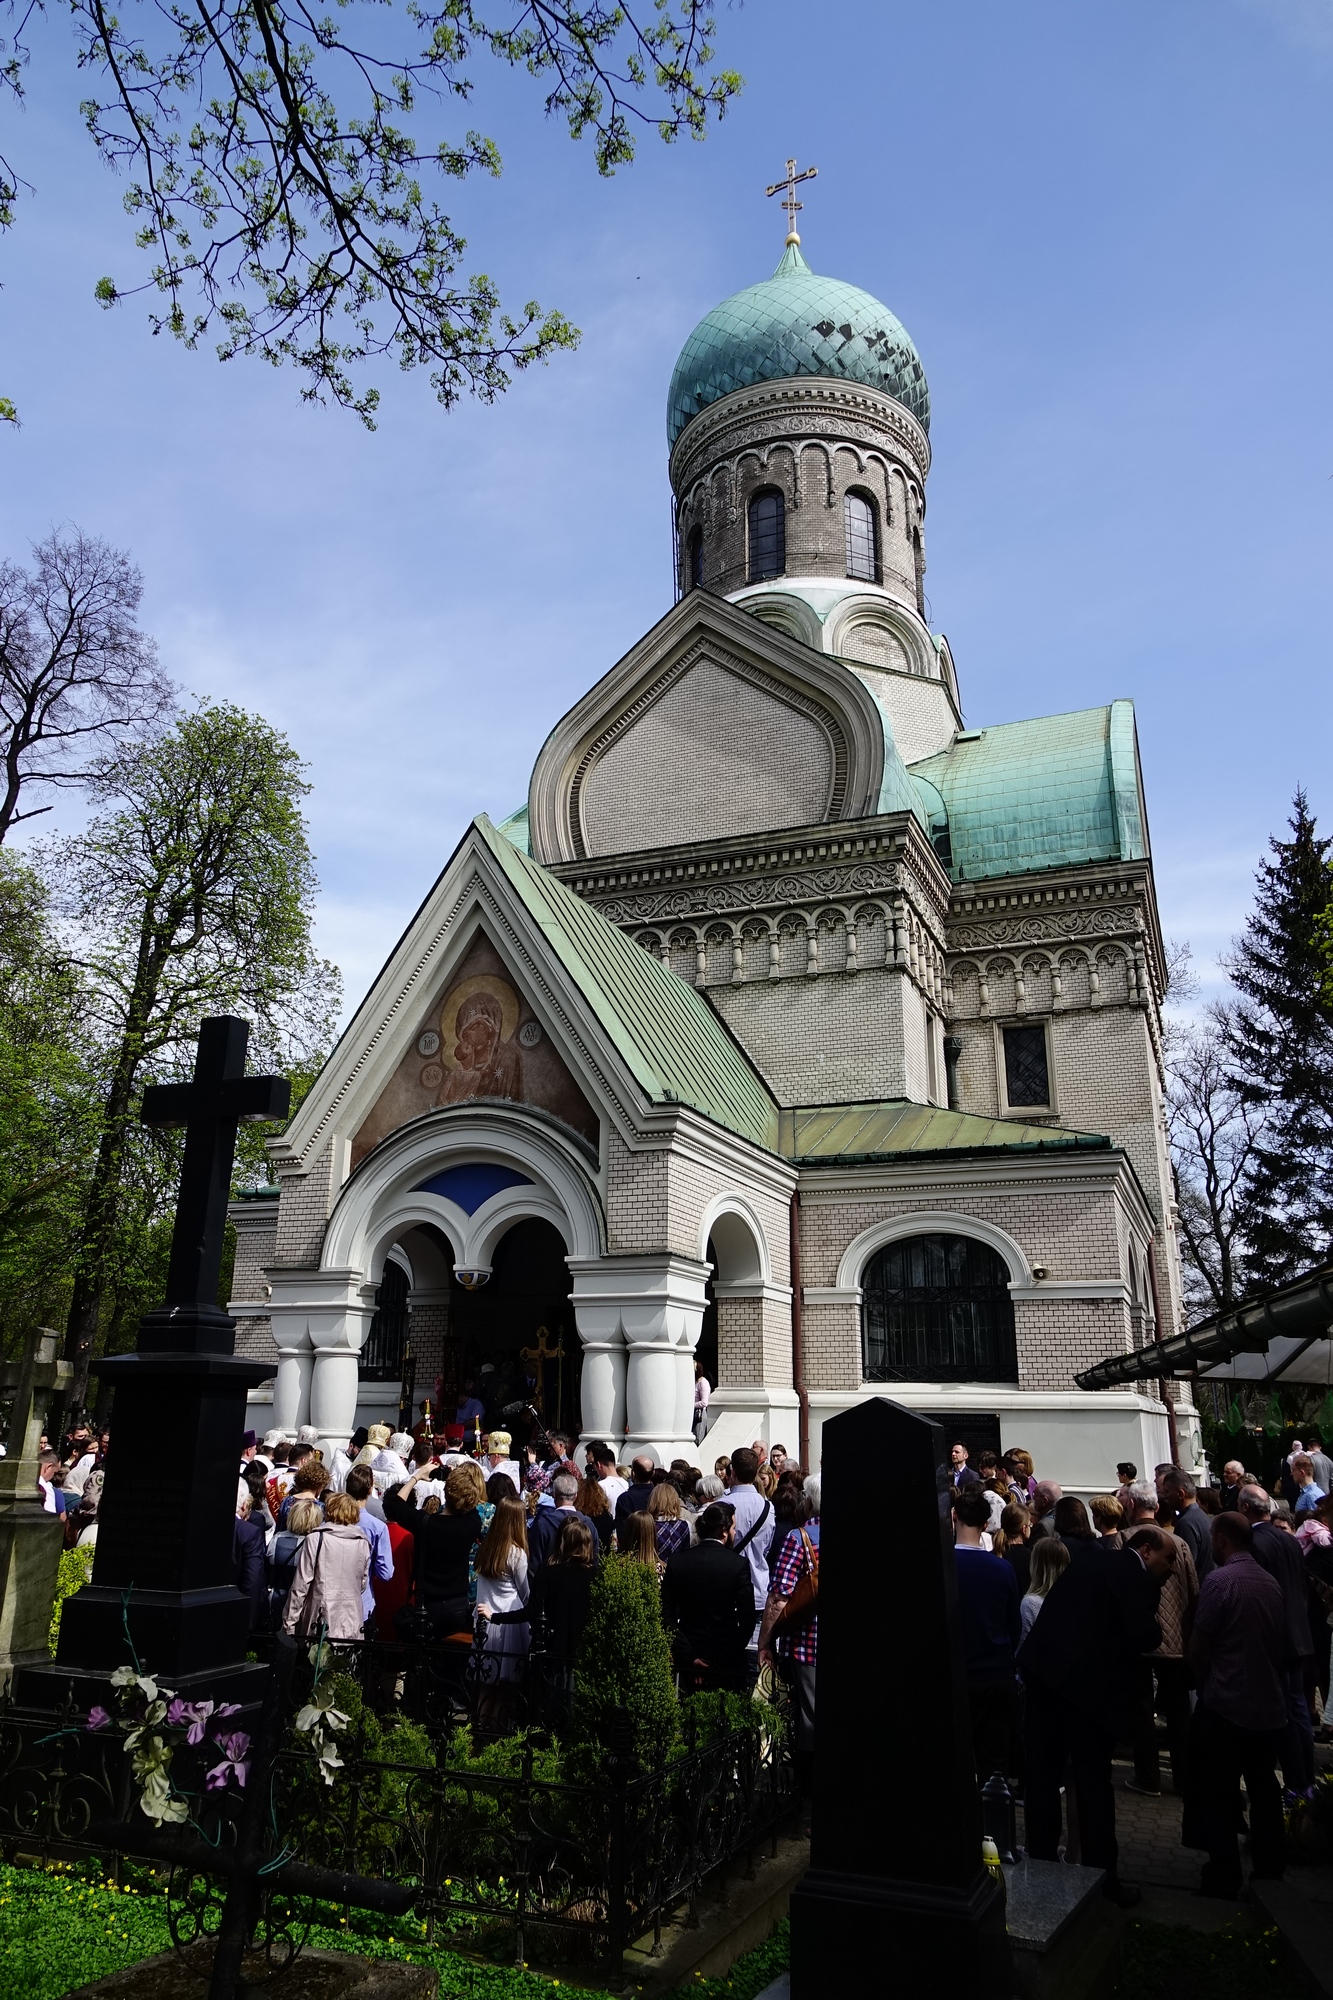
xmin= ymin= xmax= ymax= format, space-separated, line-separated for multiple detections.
xmin=47 ymin=1544 xmax=95 ymax=1656
xmin=569 ymin=1557 xmax=679 ymax=1771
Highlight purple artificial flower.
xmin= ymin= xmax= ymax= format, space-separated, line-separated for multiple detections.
xmin=205 ymin=1730 xmax=251 ymax=1792
xmin=86 ymin=1706 xmax=111 ymax=1732
xmin=168 ymin=1699 xmax=216 ymax=1745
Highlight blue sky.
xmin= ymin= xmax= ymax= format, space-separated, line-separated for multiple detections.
xmin=2 ymin=0 xmax=1330 ymax=1013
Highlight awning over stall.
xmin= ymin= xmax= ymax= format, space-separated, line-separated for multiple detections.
xmin=1075 ymin=1259 xmax=1333 ymax=1391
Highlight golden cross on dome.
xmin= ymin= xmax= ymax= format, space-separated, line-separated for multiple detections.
xmin=765 ymin=157 xmax=818 ymax=246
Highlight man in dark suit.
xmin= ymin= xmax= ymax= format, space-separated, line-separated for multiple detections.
xmin=1018 ymin=1523 xmax=1169 ymax=1905
xmin=661 ymin=1502 xmax=757 ymax=1690
xmin=1240 ymin=1483 xmax=1315 ymax=1796
xmin=527 ymin=1471 xmax=600 ymax=1574
xmin=613 ymin=1453 xmax=657 ymax=1524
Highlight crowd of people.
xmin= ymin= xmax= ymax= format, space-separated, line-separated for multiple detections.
xmin=222 ymin=1420 xmax=820 ymax=1766
xmin=34 ymin=1405 xmax=1333 ymax=1897
xmin=948 ymin=1437 xmax=1333 ymax=1904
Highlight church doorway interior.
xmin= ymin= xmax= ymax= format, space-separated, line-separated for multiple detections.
xmin=446 ymin=1217 xmax=579 ymax=1448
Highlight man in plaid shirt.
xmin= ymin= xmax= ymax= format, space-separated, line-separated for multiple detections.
xmin=763 ymin=1474 xmax=820 ymax=1781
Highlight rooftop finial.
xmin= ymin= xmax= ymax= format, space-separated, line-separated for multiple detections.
xmin=765 ymin=156 xmax=818 ymax=247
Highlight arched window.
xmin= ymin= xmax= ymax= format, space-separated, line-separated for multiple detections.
xmin=844 ymin=490 xmax=879 ymax=582
xmin=747 ymin=487 xmax=785 ymax=582
xmin=861 ymin=1233 xmax=1017 ymax=1383
xmin=687 ymin=525 xmax=704 ymax=591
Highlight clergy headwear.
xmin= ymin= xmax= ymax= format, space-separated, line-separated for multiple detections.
xmin=241 ymin=1430 xmax=257 ymax=1450
xmin=487 ymin=1430 xmax=511 ymax=1455
xmin=366 ymin=1424 xmax=392 ymax=1448
xmin=262 ymin=1429 xmax=284 ymax=1449
xmin=389 ymin=1432 xmax=414 ymax=1457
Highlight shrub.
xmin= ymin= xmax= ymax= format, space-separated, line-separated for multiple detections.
xmin=47 ymin=1544 xmax=95 ymax=1656
xmin=570 ymin=1556 xmax=678 ymax=1772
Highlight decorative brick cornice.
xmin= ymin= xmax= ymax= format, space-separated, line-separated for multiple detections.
xmin=670 ymin=377 xmax=931 ymax=494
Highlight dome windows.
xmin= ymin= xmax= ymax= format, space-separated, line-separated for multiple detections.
xmin=687 ymin=526 xmax=704 ymax=591
xmin=844 ymin=490 xmax=879 ymax=583
xmin=747 ymin=488 xmax=786 ymax=583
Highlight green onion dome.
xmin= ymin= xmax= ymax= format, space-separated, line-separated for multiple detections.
xmin=668 ymin=243 xmax=930 ymax=450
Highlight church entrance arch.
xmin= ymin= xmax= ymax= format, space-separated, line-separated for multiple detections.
xmin=276 ymin=1105 xmax=604 ymax=1457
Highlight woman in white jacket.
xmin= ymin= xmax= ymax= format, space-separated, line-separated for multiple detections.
xmin=281 ymin=1492 xmax=370 ymax=1642
xmin=474 ymin=1496 xmax=530 ymax=1726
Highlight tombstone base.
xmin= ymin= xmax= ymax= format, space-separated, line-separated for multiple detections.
xmin=16 ymin=1654 xmax=271 ymax=1715
xmin=789 ymin=1865 xmax=1011 ymax=1991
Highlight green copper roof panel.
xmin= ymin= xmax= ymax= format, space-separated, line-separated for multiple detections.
xmin=497 ymin=804 xmax=531 ymax=855
xmin=786 ymin=1100 xmax=1110 ymax=1162
xmin=668 ymin=245 xmax=929 ymax=449
xmin=908 ymin=700 xmax=1148 ymax=884
xmin=478 ymin=816 xmax=780 ymax=1153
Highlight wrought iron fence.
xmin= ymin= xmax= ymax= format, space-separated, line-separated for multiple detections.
xmin=0 ymin=1628 xmax=796 ymax=1980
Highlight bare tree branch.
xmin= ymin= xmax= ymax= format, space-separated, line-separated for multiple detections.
xmin=0 ymin=528 xmax=177 ymax=841
xmin=1167 ymin=1002 xmax=1265 ymax=1318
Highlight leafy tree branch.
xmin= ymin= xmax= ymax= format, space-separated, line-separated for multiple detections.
xmin=0 ymin=0 xmax=740 ymax=422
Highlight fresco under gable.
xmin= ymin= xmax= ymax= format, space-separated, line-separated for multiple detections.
xmin=350 ymin=932 xmax=600 ymax=1168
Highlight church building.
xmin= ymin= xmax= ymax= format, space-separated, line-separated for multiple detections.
xmin=229 ymin=220 xmax=1200 ymax=1491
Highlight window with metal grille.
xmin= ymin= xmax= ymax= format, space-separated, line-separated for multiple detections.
xmin=747 ymin=488 xmax=785 ymax=582
xmin=844 ymin=490 xmax=878 ymax=582
xmin=361 ymin=1257 xmax=409 ymax=1381
xmin=1003 ymin=1024 xmax=1051 ymax=1108
xmin=862 ymin=1234 xmax=1017 ymax=1383
xmin=688 ymin=526 xmax=704 ymax=590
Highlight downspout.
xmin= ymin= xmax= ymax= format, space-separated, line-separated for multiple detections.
xmin=1145 ymin=1242 xmax=1180 ymax=1466
xmin=790 ymin=1188 xmax=810 ymax=1469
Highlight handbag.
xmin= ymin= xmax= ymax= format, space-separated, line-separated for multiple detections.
xmin=292 ymin=1530 xmax=328 ymax=1641
xmin=768 ymin=1530 xmax=819 ymax=1635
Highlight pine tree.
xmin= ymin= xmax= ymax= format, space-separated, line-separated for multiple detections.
xmin=1223 ymin=791 xmax=1333 ymax=1287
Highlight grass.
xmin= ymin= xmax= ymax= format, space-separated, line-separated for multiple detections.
xmin=1115 ymin=1917 xmax=1290 ymax=1999
xmin=0 ymin=1858 xmax=791 ymax=2000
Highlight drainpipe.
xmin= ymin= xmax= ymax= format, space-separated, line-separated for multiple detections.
xmin=1145 ymin=1242 xmax=1180 ymax=1466
xmin=790 ymin=1189 xmax=810 ymax=1469
xmin=943 ymin=1035 xmax=963 ymax=1112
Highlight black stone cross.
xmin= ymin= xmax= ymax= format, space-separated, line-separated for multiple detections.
xmin=27 ymin=1018 xmax=290 ymax=1697
xmin=139 ymin=1018 xmax=289 ymax=1348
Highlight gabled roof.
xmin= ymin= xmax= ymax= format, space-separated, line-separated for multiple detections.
xmin=783 ymin=1100 xmax=1110 ymax=1165
xmin=478 ymin=816 xmax=780 ymax=1153
xmin=909 ymin=701 xmax=1147 ymax=884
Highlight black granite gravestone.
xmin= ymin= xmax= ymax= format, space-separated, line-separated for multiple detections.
xmin=23 ymin=1018 xmax=288 ymax=1706
xmin=788 ymin=1396 xmax=1010 ymax=1989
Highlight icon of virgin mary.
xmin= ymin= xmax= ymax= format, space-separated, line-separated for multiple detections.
xmin=436 ymin=980 xmax=522 ymax=1106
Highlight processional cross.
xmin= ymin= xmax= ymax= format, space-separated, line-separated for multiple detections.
xmin=141 ymin=1018 xmax=290 ymax=1325
xmin=766 ymin=156 xmax=818 ymax=246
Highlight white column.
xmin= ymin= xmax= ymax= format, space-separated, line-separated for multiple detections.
xmin=266 ymin=1268 xmax=374 ymax=1462
xmin=568 ymin=1259 xmax=627 ymax=1451
xmin=569 ymin=1255 xmax=709 ymax=1464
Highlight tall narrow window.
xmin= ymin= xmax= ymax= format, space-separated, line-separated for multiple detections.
xmin=844 ymin=490 xmax=878 ymax=582
xmin=747 ymin=488 xmax=785 ymax=582
xmin=1002 ymin=1024 xmax=1051 ymax=1109
xmin=687 ymin=526 xmax=704 ymax=591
